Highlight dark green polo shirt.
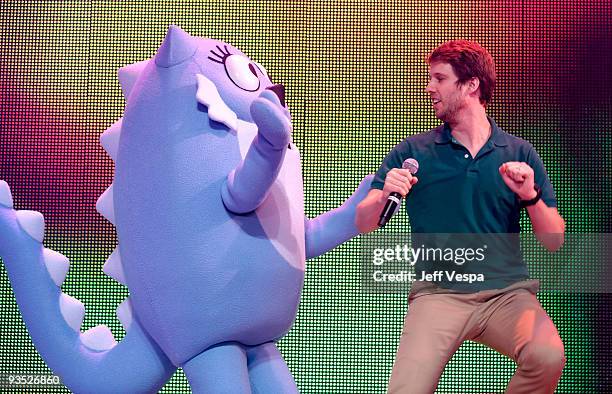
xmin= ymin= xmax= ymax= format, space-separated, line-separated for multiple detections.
xmin=371 ymin=117 xmax=557 ymax=291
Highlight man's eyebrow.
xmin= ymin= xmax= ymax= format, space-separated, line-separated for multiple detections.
xmin=430 ymin=72 xmax=448 ymax=78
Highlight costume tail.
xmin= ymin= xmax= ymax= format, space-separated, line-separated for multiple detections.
xmin=0 ymin=180 xmax=175 ymax=393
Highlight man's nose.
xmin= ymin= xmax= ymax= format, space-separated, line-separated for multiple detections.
xmin=266 ymin=84 xmax=285 ymax=107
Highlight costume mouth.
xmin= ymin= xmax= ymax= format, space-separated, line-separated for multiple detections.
xmin=266 ymin=84 xmax=285 ymax=107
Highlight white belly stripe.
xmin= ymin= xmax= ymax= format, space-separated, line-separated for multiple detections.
xmin=236 ymin=120 xmax=306 ymax=271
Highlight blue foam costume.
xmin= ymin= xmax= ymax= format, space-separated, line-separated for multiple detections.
xmin=0 ymin=25 xmax=372 ymax=393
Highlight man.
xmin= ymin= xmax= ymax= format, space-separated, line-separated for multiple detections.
xmin=355 ymin=40 xmax=566 ymax=393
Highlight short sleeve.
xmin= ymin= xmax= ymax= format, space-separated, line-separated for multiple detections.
xmin=526 ymin=146 xmax=557 ymax=207
xmin=371 ymin=141 xmax=411 ymax=190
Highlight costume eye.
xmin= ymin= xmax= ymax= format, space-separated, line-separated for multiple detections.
xmin=225 ymin=55 xmax=260 ymax=91
xmin=208 ymin=46 xmax=260 ymax=92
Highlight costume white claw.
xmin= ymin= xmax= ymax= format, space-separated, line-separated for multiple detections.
xmin=116 ymin=298 xmax=133 ymax=332
xmin=96 ymin=184 xmax=115 ymax=225
xmin=118 ymin=60 xmax=149 ymax=99
xmin=43 ymin=248 xmax=69 ymax=287
xmin=0 ymin=180 xmax=13 ymax=208
xmin=59 ymin=293 xmax=85 ymax=332
xmin=80 ymin=325 xmax=117 ymax=351
xmin=16 ymin=210 xmax=45 ymax=243
xmin=100 ymin=119 xmax=122 ymax=161
xmin=103 ymin=247 xmax=126 ymax=285
xmin=196 ymin=73 xmax=238 ymax=131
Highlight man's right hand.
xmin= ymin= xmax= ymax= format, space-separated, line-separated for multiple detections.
xmin=355 ymin=169 xmax=419 ymax=234
xmin=380 ymin=168 xmax=419 ymax=203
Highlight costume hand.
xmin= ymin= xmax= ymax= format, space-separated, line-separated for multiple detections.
xmin=499 ymin=161 xmax=537 ymax=200
xmin=381 ymin=168 xmax=418 ymax=202
xmin=250 ymin=89 xmax=292 ymax=150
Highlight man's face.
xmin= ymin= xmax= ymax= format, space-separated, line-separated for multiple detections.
xmin=425 ymin=62 xmax=468 ymax=123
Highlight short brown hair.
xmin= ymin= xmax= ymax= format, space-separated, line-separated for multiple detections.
xmin=427 ymin=40 xmax=496 ymax=106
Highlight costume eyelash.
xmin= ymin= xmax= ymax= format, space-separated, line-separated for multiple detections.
xmin=208 ymin=45 xmax=232 ymax=64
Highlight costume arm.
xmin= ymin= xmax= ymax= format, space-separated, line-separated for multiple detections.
xmin=305 ymin=175 xmax=373 ymax=259
xmin=221 ymin=90 xmax=291 ymax=214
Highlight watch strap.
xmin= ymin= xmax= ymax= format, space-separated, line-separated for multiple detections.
xmin=519 ymin=184 xmax=542 ymax=208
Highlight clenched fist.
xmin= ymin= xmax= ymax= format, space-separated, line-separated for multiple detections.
xmin=499 ymin=162 xmax=538 ymax=200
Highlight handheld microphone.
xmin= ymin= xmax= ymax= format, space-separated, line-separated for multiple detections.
xmin=378 ymin=158 xmax=419 ymax=227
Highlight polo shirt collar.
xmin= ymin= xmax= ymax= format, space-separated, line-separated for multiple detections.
xmin=434 ymin=116 xmax=509 ymax=147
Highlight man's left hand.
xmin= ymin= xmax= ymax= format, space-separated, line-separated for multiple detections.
xmin=499 ymin=162 xmax=537 ymax=200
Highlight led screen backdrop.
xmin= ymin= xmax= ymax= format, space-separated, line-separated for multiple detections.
xmin=1 ymin=1 xmax=610 ymax=392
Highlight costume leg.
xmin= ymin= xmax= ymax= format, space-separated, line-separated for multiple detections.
xmin=247 ymin=342 xmax=298 ymax=394
xmin=472 ymin=289 xmax=565 ymax=394
xmin=182 ymin=342 xmax=251 ymax=394
xmin=388 ymin=293 xmax=480 ymax=394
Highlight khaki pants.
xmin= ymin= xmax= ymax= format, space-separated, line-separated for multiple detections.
xmin=388 ymin=280 xmax=565 ymax=394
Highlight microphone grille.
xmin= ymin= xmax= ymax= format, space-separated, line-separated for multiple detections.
xmin=402 ymin=158 xmax=419 ymax=174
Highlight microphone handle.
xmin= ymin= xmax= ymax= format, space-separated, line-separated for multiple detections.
xmin=378 ymin=192 xmax=402 ymax=227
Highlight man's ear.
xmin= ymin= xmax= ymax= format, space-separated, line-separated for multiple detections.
xmin=467 ymin=77 xmax=480 ymax=95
